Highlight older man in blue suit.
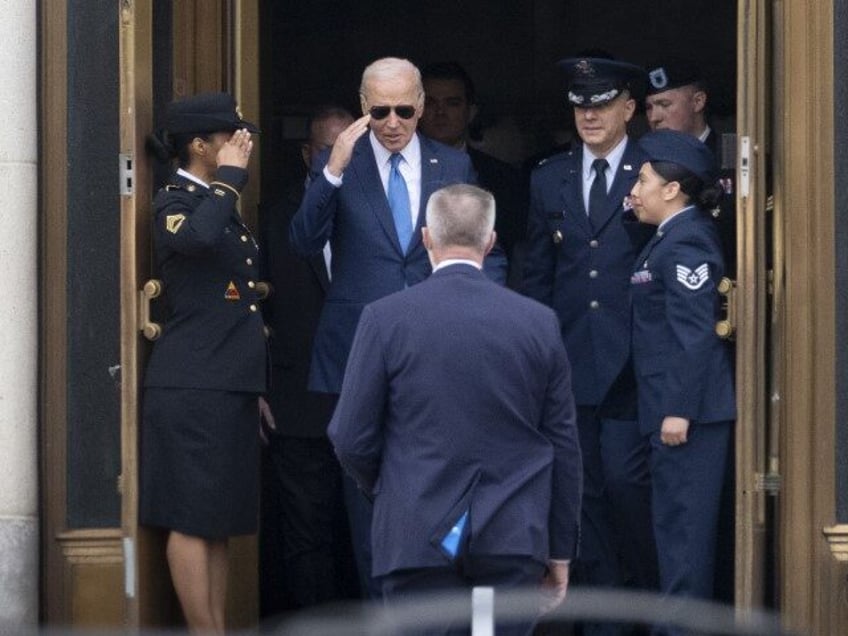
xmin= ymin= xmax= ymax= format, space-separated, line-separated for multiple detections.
xmin=523 ymin=56 xmax=658 ymax=633
xmin=290 ymin=57 xmax=506 ymax=598
xmin=329 ymin=184 xmax=581 ymax=635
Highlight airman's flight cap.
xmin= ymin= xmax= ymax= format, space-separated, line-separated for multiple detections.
xmin=638 ymin=129 xmax=717 ymax=184
xmin=557 ymin=57 xmax=646 ymax=108
xmin=166 ymin=92 xmax=259 ymax=135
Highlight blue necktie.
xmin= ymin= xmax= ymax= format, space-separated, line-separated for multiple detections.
xmin=388 ymin=153 xmax=413 ymax=253
xmin=589 ymin=158 xmax=609 ymax=231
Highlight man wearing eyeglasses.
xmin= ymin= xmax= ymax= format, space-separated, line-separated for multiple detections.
xmin=290 ymin=56 xmax=505 ymax=598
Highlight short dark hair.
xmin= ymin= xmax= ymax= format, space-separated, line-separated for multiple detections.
xmin=421 ymin=61 xmax=477 ymax=105
xmin=306 ymin=104 xmax=354 ymax=140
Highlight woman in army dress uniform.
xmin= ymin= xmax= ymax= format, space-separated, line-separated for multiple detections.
xmin=628 ymin=130 xmax=735 ymax=621
xmin=142 ymin=92 xmax=269 ymax=634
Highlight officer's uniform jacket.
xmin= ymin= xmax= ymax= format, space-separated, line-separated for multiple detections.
xmin=629 ymin=206 xmax=735 ymax=434
xmin=523 ymin=139 xmax=654 ymax=406
xmin=144 ymin=166 xmax=268 ymax=393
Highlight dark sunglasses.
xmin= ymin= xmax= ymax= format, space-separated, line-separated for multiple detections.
xmin=369 ymin=105 xmax=417 ymax=120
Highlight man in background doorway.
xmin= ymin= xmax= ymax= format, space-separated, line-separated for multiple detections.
xmin=419 ymin=61 xmax=529 ymax=287
xmin=259 ymin=105 xmax=359 ymax=614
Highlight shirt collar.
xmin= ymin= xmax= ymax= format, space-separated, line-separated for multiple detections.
xmin=658 ymin=204 xmax=697 ymax=232
xmin=583 ymin=135 xmax=628 ymax=180
xmin=698 ymin=124 xmax=712 ymax=143
xmin=370 ymin=131 xmax=422 ymax=168
xmin=433 ymin=258 xmax=482 ymax=272
xmin=176 ymin=167 xmax=209 ymax=188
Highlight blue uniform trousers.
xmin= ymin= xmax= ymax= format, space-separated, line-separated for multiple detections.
xmin=649 ymin=420 xmax=732 ymax=636
xmin=574 ymin=407 xmax=658 ymax=635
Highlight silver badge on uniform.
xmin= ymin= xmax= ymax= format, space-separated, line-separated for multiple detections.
xmin=676 ymin=263 xmax=710 ymax=290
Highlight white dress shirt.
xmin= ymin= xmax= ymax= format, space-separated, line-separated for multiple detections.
xmin=581 ymin=136 xmax=629 ymax=214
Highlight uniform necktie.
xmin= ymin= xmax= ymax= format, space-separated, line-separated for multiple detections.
xmin=388 ymin=153 xmax=413 ymax=253
xmin=589 ymin=158 xmax=609 ymax=230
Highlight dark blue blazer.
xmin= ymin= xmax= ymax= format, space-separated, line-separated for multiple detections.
xmin=630 ymin=206 xmax=735 ymax=434
xmin=328 ymin=264 xmax=582 ymax=577
xmin=144 ymin=167 xmax=267 ymax=393
xmin=523 ymin=139 xmax=654 ymax=406
xmin=290 ymin=133 xmax=505 ymax=394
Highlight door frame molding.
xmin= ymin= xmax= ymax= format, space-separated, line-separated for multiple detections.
xmin=774 ymin=2 xmax=844 ymax=634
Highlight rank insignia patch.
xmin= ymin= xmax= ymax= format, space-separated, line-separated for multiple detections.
xmin=165 ymin=214 xmax=186 ymax=234
xmin=676 ymin=263 xmax=710 ymax=290
xmin=224 ymin=281 xmax=241 ymax=300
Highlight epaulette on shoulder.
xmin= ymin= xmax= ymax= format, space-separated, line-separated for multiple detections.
xmin=535 ymin=151 xmax=571 ymax=170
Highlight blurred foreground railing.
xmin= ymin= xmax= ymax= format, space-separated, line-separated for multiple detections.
xmin=3 ymin=588 xmax=797 ymax=636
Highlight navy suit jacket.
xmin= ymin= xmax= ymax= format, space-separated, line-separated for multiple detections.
xmin=328 ymin=264 xmax=582 ymax=577
xmin=630 ymin=207 xmax=735 ymax=434
xmin=523 ymin=139 xmax=654 ymax=406
xmin=290 ymin=133 xmax=506 ymax=393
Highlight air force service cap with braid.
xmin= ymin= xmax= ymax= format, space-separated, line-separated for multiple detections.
xmin=557 ymin=56 xmax=647 ymax=108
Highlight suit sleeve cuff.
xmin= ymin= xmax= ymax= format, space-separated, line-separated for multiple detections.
xmin=323 ymin=165 xmax=343 ymax=187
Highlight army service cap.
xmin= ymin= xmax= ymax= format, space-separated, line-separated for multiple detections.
xmin=167 ymin=92 xmax=260 ymax=135
xmin=557 ymin=57 xmax=646 ymax=108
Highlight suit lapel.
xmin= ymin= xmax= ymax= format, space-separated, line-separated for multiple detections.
xmin=561 ymin=149 xmax=592 ymax=238
xmin=348 ymin=136 xmax=406 ymax=255
xmin=411 ymin=136 xmax=443 ymax=254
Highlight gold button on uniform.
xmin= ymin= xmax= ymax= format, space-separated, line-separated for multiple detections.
xmin=249 ymin=304 xmax=257 ymax=312
xmin=241 ymin=235 xmax=249 ymax=243
xmin=589 ymin=300 xmax=600 ymax=309
xmin=246 ymin=258 xmax=253 ymax=266
xmin=248 ymin=281 xmax=256 ymax=289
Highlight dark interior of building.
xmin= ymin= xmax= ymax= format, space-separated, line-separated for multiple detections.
xmin=258 ymin=0 xmax=736 ymax=206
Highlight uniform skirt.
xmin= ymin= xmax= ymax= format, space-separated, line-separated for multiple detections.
xmin=140 ymin=387 xmax=260 ymax=539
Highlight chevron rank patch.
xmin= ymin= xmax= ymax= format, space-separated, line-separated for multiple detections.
xmin=224 ymin=281 xmax=241 ymax=300
xmin=165 ymin=214 xmax=186 ymax=234
xmin=676 ymin=263 xmax=710 ymax=290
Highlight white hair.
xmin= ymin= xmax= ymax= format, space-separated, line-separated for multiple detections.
xmin=359 ymin=57 xmax=423 ymax=99
xmin=425 ymin=184 xmax=495 ymax=252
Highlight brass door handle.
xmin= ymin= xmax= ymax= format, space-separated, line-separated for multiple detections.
xmin=715 ymin=277 xmax=736 ymax=340
xmin=255 ymin=281 xmax=271 ymax=300
xmin=139 ymin=279 xmax=163 ymax=341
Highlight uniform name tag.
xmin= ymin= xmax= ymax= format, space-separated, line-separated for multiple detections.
xmin=631 ymin=270 xmax=653 ymax=285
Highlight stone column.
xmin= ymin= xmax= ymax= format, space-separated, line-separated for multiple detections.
xmin=0 ymin=0 xmax=38 ymax=627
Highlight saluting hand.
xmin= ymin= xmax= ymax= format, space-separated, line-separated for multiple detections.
xmin=660 ymin=416 xmax=690 ymax=446
xmin=218 ymin=128 xmax=253 ymax=170
xmin=325 ymin=114 xmax=371 ymax=178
